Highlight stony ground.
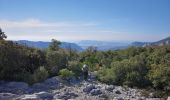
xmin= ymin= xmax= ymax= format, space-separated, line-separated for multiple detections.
xmin=0 ymin=75 xmax=165 ymax=100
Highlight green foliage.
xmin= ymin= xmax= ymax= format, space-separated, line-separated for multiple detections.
xmin=59 ymin=68 xmax=74 ymax=79
xmin=32 ymin=66 xmax=49 ymax=83
xmin=46 ymin=49 xmax=68 ymax=75
xmin=66 ymin=48 xmax=79 ymax=61
xmin=97 ymin=67 xmax=115 ymax=84
xmin=0 ymin=38 xmax=69 ymax=83
xmin=1 ymin=30 xmax=170 ymax=96
xmin=96 ymin=46 xmax=170 ymax=89
xmin=68 ymin=61 xmax=82 ymax=77
xmin=0 ymin=40 xmax=46 ymax=81
xmin=46 ymin=39 xmax=68 ymax=76
xmin=48 ymin=39 xmax=61 ymax=51
xmin=0 ymin=28 xmax=7 ymax=40
xmin=148 ymin=64 xmax=170 ymax=89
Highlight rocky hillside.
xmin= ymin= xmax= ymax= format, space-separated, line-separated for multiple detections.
xmin=131 ymin=37 xmax=170 ymax=47
xmin=152 ymin=37 xmax=170 ymax=46
xmin=0 ymin=75 xmax=164 ymax=100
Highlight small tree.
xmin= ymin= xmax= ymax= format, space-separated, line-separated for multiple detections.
xmin=0 ymin=28 xmax=7 ymax=40
xmin=49 ymin=39 xmax=61 ymax=51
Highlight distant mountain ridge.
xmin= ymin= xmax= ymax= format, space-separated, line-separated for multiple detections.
xmin=16 ymin=40 xmax=83 ymax=51
xmin=16 ymin=40 xmax=130 ymax=51
xmin=131 ymin=37 xmax=170 ymax=47
xmin=76 ymin=40 xmax=130 ymax=50
xmin=15 ymin=37 xmax=170 ymax=52
xmin=152 ymin=37 xmax=170 ymax=46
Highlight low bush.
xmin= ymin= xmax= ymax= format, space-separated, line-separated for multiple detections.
xmin=68 ymin=61 xmax=82 ymax=77
xmin=97 ymin=67 xmax=115 ymax=84
xmin=59 ymin=68 xmax=74 ymax=80
xmin=0 ymin=40 xmax=46 ymax=81
xmin=32 ymin=66 xmax=49 ymax=83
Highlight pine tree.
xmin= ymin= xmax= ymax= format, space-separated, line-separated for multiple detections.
xmin=0 ymin=28 xmax=7 ymax=40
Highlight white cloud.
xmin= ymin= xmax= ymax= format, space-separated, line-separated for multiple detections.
xmin=0 ymin=19 xmax=169 ymax=42
xmin=0 ymin=19 xmax=101 ymax=41
xmin=0 ymin=19 xmax=97 ymax=28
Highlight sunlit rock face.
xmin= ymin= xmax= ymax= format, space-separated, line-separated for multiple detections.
xmin=132 ymin=37 xmax=170 ymax=47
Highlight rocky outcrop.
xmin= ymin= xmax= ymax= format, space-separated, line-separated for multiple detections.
xmin=83 ymin=84 xmax=96 ymax=93
xmin=90 ymin=89 xmax=102 ymax=96
xmin=54 ymin=92 xmax=78 ymax=99
xmin=0 ymin=93 xmax=19 ymax=100
xmin=0 ymin=82 xmax=28 ymax=94
xmin=132 ymin=37 xmax=170 ymax=47
xmin=0 ymin=77 xmax=165 ymax=100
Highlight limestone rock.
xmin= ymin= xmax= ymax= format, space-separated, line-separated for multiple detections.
xmin=115 ymin=90 xmax=121 ymax=94
xmin=0 ymin=93 xmax=19 ymax=100
xmin=83 ymin=84 xmax=96 ymax=93
xmin=35 ymin=91 xmax=53 ymax=99
xmin=105 ymin=85 xmax=115 ymax=92
xmin=54 ymin=92 xmax=78 ymax=99
xmin=18 ymin=94 xmax=38 ymax=100
xmin=90 ymin=89 xmax=102 ymax=96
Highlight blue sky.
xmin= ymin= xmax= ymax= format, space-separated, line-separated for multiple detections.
xmin=0 ymin=0 xmax=170 ymax=42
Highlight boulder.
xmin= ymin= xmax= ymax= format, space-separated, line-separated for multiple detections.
xmin=114 ymin=97 xmax=124 ymax=100
xmin=54 ymin=92 xmax=78 ymax=99
xmin=115 ymin=90 xmax=121 ymax=94
xmin=99 ymin=93 xmax=108 ymax=99
xmin=6 ymin=82 xmax=28 ymax=89
xmin=90 ymin=89 xmax=102 ymax=96
xmin=18 ymin=94 xmax=39 ymax=100
xmin=95 ymin=84 xmax=103 ymax=89
xmin=0 ymin=93 xmax=19 ymax=100
xmin=148 ymin=98 xmax=163 ymax=100
xmin=83 ymin=84 xmax=96 ymax=93
xmin=31 ymin=83 xmax=48 ymax=92
xmin=44 ymin=77 xmax=61 ymax=89
xmin=105 ymin=85 xmax=115 ymax=92
xmin=137 ymin=96 xmax=146 ymax=100
xmin=35 ymin=91 xmax=53 ymax=99
xmin=3 ymin=82 xmax=28 ymax=94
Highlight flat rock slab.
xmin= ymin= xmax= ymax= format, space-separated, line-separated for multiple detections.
xmin=0 ymin=93 xmax=19 ymax=100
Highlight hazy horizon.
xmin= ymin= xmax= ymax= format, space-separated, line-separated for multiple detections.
xmin=7 ymin=37 xmax=170 ymax=44
xmin=0 ymin=0 xmax=170 ymax=42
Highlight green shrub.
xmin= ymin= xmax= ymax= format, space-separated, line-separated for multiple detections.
xmin=59 ymin=68 xmax=74 ymax=79
xmin=32 ymin=66 xmax=49 ymax=83
xmin=97 ymin=57 xmax=150 ymax=87
xmin=148 ymin=64 xmax=170 ymax=89
xmin=97 ymin=67 xmax=115 ymax=84
xmin=46 ymin=49 xmax=68 ymax=76
xmin=68 ymin=61 xmax=82 ymax=77
xmin=124 ymin=71 xmax=142 ymax=87
xmin=0 ymin=40 xmax=46 ymax=81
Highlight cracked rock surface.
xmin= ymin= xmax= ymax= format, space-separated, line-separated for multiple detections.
xmin=0 ymin=76 xmax=164 ymax=100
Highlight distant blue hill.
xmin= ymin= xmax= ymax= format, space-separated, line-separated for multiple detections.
xmin=16 ymin=40 xmax=130 ymax=51
xmin=76 ymin=40 xmax=130 ymax=50
xmin=131 ymin=37 xmax=170 ymax=47
xmin=15 ymin=37 xmax=170 ymax=52
xmin=16 ymin=40 xmax=83 ymax=51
